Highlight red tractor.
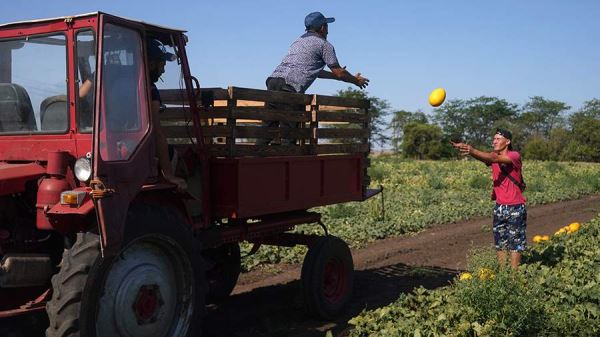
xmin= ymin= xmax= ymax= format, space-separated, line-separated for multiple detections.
xmin=0 ymin=12 xmax=376 ymax=336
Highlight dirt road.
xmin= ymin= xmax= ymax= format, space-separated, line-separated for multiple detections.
xmin=2 ymin=195 xmax=599 ymax=337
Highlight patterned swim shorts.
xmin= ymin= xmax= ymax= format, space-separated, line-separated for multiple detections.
xmin=492 ymin=203 xmax=527 ymax=252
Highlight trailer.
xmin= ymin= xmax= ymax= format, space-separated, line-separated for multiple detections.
xmin=0 ymin=12 xmax=377 ymax=336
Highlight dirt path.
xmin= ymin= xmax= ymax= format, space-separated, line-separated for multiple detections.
xmin=3 ymin=195 xmax=599 ymax=337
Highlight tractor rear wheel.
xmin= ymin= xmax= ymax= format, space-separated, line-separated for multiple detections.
xmin=301 ymin=235 xmax=354 ymax=320
xmin=45 ymin=205 xmax=206 ymax=337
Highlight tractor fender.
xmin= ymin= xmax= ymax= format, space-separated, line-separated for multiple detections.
xmin=45 ymin=188 xmax=95 ymax=234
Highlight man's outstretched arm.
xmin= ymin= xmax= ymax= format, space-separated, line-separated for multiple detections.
xmin=451 ymin=142 xmax=513 ymax=165
xmin=318 ymin=65 xmax=369 ymax=89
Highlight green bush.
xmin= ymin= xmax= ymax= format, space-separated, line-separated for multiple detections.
xmin=523 ymin=137 xmax=551 ymax=160
xmin=368 ymin=164 xmax=386 ymax=183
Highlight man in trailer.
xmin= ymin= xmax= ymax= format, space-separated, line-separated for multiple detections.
xmin=270 ymin=11 xmax=369 ymax=94
xmin=263 ymin=11 xmax=370 ymax=145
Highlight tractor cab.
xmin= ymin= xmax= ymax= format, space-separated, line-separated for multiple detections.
xmin=0 ymin=12 xmax=193 ymax=161
xmin=0 ymin=12 xmax=198 ymax=254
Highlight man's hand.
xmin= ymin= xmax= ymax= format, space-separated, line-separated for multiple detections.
xmin=354 ymin=73 xmax=369 ymax=89
xmin=327 ymin=66 xmax=370 ymax=89
xmin=451 ymin=141 xmax=471 ymax=156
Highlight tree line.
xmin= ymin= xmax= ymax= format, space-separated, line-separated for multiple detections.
xmin=337 ymin=88 xmax=600 ymax=162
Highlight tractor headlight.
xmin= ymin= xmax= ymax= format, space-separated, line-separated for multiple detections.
xmin=74 ymin=157 xmax=92 ymax=182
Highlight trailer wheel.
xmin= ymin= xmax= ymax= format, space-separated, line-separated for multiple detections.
xmin=204 ymin=243 xmax=241 ymax=303
xmin=301 ymin=235 xmax=354 ymax=320
xmin=45 ymin=205 xmax=206 ymax=337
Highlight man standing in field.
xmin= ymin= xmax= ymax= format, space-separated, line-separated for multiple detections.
xmin=452 ymin=129 xmax=527 ymax=269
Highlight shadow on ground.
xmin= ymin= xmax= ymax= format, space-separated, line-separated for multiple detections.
xmin=204 ymin=262 xmax=458 ymax=337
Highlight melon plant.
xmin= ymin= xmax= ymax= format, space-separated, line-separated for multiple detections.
xmin=348 ymin=215 xmax=600 ymax=336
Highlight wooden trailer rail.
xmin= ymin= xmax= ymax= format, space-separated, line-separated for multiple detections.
xmin=158 ymin=86 xmax=371 ymax=157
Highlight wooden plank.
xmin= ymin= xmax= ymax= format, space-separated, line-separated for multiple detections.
xmin=235 ymin=126 xmax=310 ymax=139
xmin=203 ymin=125 xmax=230 ymax=137
xmin=163 ymin=125 xmax=230 ymax=138
xmin=162 ymin=125 xmax=193 ymax=139
xmin=159 ymin=88 xmax=229 ymax=105
xmin=161 ymin=107 xmax=192 ymax=120
xmin=161 ymin=107 xmax=229 ymax=120
xmin=316 ymin=128 xmax=370 ymax=139
xmin=318 ymin=105 xmax=359 ymax=111
xmin=166 ymin=138 xmax=195 ymax=145
xmin=159 ymin=89 xmax=188 ymax=105
xmin=229 ymin=86 xmax=312 ymax=105
xmin=314 ymin=95 xmax=370 ymax=109
xmin=160 ymin=88 xmax=369 ymax=109
xmin=232 ymin=107 xmax=310 ymax=122
xmin=206 ymin=144 xmax=307 ymax=157
xmin=315 ymin=144 xmax=369 ymax=154
xmin=201 ymin=88 xmax=231 ymax=101
xmin=205 ymin=143 xmax=370 ymax=157
xmin=316 ymin=111 xmax=368 ymax=123
xmin=227 ymin=97 xmax=236 ymax=156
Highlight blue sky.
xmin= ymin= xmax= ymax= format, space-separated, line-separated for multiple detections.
xmin=1 ymin=0 xmax=599 ymax=116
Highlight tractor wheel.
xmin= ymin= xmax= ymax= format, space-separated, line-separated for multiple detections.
xmin=204 ymin=243 xmax=241 ymax=303
xmin=45 ymin=205 xmax=206 ymax=337
xmin=301 ymin=235 xmax=354 ymax=320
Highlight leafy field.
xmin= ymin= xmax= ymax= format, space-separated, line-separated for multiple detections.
xmin=347 ymin=216 xmax=600 ymax=336
xmin=241 ymin=157 xmax=600 ymax=271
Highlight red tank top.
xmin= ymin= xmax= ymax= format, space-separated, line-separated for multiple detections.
xmin=491 ymin=151 xmax=526 ymax=205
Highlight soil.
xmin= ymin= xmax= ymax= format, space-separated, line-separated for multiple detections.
xmin=2 ymin=195 xmax=599 ymax=337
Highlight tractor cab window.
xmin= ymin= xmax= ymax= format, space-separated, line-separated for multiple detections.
xmin=98 ymin=24 xmax=149 ymax=161
xmin=76 ymin=30 xmax=96 ymax=133
xmin=0 ymin=34 xmax=67 ymax=134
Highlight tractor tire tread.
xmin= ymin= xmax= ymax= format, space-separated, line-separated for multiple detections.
xmin=45 ymin=232 xmax=99 ymax=337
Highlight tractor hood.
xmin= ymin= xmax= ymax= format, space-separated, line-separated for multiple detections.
xmin=0 ymin=162 xmax=46 ymax=196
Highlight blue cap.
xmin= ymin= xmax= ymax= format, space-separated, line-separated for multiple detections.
xmin=147 ymin=39 xmax=176 ymax=62
xmin=304 ymin=12 xmax=335 ymax=30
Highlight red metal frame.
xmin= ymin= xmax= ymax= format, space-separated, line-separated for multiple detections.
xmin=0 ymin=162 xmax=45 ymax=195
xmin=175 ymin=33 xmax=214 ymax=228
xmin=0 ymin=16 xmax=97 ymax=162
xmin=0 ymin=288 xmax=50 ymax=318
xmin=92 ymin=13 xmax=159 ymax=256
xmin=210 ymin=154 xmax=364 ymax=219
xmin=201 ymin=211 xmax=322 ymax=247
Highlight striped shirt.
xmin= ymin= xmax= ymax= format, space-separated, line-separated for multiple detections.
xmin=270 ymin=32 xmax=340 ymax=93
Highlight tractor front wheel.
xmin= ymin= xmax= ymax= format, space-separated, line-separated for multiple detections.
xmin=45 ymin=206 xmax=205 ymax=337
